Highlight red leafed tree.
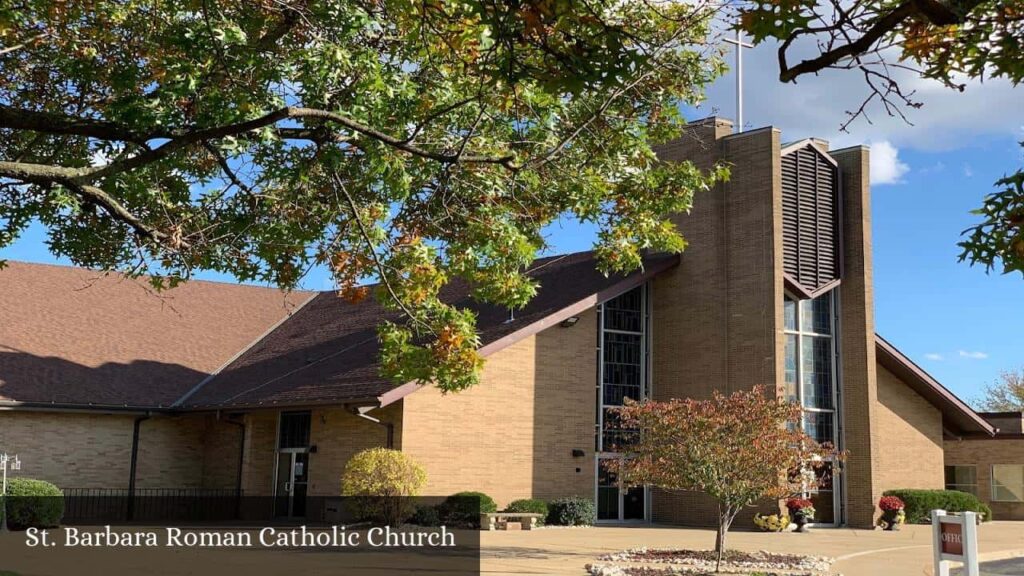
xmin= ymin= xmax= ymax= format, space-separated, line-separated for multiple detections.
xmin=610 ymin=385 xmax=841 ymax=572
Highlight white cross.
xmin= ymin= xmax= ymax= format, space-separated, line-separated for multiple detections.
xmin=723 ymin=29 xmax=753 ymax=133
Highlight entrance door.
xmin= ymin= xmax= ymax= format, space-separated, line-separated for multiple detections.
xmin=274 ymin=411 xmax=312 ymax=518
xmin=274 ymin=451 xmax=310 ymax=518
xmin=597 ymin=456 xmax=646 ymax=522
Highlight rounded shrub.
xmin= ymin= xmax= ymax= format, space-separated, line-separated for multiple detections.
xmin=340 ymin=448 xmax=426 ymax=526
xmin=410 ymin=505 xmax=441 ymax=527
xmin=505 ymin=498 xmax=549 ymax=525
xmin=440 ymin=492 xmax=497 ymax=527
xmin=883 ymin=489 xmax=992 ymax=523
xmin=4 ymin=478 xmax=64 ymax=530
xmin=547 ymin=496 xmax=595 ymax=526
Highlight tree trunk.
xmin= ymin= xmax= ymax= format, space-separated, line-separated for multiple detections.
xmin=714 ymin=507 xmax=736 ymax=573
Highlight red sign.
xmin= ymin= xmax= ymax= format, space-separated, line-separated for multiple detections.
xmin=940 ymin=521 xmax=964 ymax=556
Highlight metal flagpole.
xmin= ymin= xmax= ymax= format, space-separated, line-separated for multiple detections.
xmin=723 ymin=29 xmax=753 ymax=133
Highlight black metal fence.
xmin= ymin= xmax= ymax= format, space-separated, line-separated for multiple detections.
xmin=62 ymin=488 xmax=243 ymax=523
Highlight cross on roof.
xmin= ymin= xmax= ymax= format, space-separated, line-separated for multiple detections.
xmin=723 ymin=30 xmax=753 ymax=133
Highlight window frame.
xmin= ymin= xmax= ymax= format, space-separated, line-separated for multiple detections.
xmin=944 ymin=465 xmax=979 ymax=497
xmin=991 ymin=464 xmax=1024 ymax=503
xmin=783 ymin=293 xmax=839 ymax=447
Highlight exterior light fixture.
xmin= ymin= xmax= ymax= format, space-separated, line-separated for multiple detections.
xmin=560 ymin=316 xmax=580 ymax=328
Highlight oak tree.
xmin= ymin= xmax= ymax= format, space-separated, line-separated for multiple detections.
xmin=0 ymin=1 xmax=727 ymax=392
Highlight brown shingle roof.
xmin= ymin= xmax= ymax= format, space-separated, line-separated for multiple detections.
xmin=184 ymin=251 xmax=679 ymax=409
xmin=0 ymin=261 xmax=311 ymax=409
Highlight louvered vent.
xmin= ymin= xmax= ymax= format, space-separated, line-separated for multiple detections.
xmin=781 ymin=144 xmax=840 ymax=296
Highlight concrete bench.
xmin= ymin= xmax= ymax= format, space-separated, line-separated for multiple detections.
xmin=481 ymin=512 xmax=545 ymax=531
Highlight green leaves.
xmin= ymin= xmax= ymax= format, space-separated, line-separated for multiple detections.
xmin=959 ymin=152 xmax=1024 ymax=276
xmin=0 ymin=0 xmax=725 ymax=393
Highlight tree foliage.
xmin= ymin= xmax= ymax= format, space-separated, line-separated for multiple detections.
xmin=341 ymin=447 xmax=426 ymax=526
xmin=976 ymin=367 xmax=1024 ymax=411
xmin=0 ymin=1 xmax=727 ymax=392
xmin=610 ymin=386 xmax=840 ymax=571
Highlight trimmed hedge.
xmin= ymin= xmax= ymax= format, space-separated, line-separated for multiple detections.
xmin=505 ymin=498 xmax=549 ymax=525
xmin=440 ymin=492 xmax=497 ymax=527
xmin=411 ymin=505 xmax=441 ymax=527
xmin=883 ymin=489 xmax=992 ymax=523
xmin=547 ymin=496 xmax=595 ymax=526
xmin=3 ymin=478 xmax=64 ymax=530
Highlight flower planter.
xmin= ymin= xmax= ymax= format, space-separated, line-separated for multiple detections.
xmin=792 ymin=514 xmax=812 ymax=533
xmin=879 ymin=509 xmax=905 ymax=531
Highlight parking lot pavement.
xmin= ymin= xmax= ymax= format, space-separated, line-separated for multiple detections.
xmin=954 ymin=557 xmax=1024 ymax=575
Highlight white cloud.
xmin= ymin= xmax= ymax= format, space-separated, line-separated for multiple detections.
xmin=869 ymin=141 xmax=909 ymax=185
xmin=963 ymin=164 xmax=974 ymax=178
xmin=699 ymin=40 xmax=1024 ymax=153
xmin=924 ymin=353 xmax=944 ymax=361
xmin=958 ymin=350 xmax=989 ymax=359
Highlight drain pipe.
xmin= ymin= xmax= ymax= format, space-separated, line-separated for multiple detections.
xmin=349 ymin=407 xmax=394 ymax=448
xmin=218 ymin=412 xmax=246 ymax=518
xmin=127 ymin=412 xmax=151 ymax=521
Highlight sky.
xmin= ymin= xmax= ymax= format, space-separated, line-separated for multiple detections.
xmin=1 ymin=42 xmax=1021 ymax=405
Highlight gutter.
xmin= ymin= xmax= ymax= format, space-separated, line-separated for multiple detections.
xmin=126 ymin=412 xmax=151 ymax=521
xmin=348 ymin=405 xmax=394 ymax=448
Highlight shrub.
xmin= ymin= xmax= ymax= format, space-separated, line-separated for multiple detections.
xmin=547 ymin=496 xmax=595 ymax=526
xmin=3 ymin=478 xmax=64 ymax=529
xmin=883 ymin=489 xmax=992 ymax=523
xmin=439 ymin=492 xmax=497 ymax=527
xmin=340 ymin=448 xmax=426 ymax=526
xmin=505 ymin=498 xmax=549 ymax=525
xmin=410 ymin=505 xmax=441 ymax=527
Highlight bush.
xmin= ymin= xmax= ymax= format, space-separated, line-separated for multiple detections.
xmin=505 ymin=498 xmax=549 ymax=525
xmin=547 ymin=496 xmax=595 ymax=526
xmin=883 ymin=489 xmax=992 ymax=523
xmin=439 ymin=492 xmax=497 ymax=527
xmin=3 ymin=478 xmax=64 ymax=530
xmin=340 ymin=448 xmax=426 ymax=526
xmin=410 ymin=505 xmax=441 ymax=527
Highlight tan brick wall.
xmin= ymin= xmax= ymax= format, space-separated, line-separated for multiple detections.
xmin=0 ymin=411 xmax=236 ymax=490
xmin=401 ymin=309 xmax=597 ymax=508
xmin=832 ymin=146 xmax=881 ymax=528
xmin=874 ymin=364 xmax=944 ymax=494
xmin=945 ymin=437 xmax=1024 ymax=520
xmin=651 ymin=121 xmax=785 ymax=526
xmin=307 ymin=404 xmax=401 ymax=496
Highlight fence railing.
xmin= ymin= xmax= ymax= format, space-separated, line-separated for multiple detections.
xmin=61 ymin=488 xmax=243 ymax=522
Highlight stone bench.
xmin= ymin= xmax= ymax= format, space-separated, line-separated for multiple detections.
xmin=480 ymin=512 xmax=545 ymax=531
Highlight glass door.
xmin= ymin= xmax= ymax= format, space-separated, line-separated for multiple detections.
xmin=273 ymin=411 xmax=312 ymax=518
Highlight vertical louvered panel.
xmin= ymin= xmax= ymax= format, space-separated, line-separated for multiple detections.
xmin=781 ymin=144 xmax=840 ymax=294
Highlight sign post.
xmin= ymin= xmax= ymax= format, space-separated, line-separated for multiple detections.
xmin=932 ymin=509 xmax=979 ymax=576
xmin=1 ymin=452 xmax=22 ymax=532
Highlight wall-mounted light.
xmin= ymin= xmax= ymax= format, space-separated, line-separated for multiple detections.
xmin=560 ymin=316 xmax=580 ymax=328
xmin=571 ymin=449 xmax=585 ymax=457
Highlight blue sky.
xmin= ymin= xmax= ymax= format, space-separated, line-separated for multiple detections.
xmin=2 ymin=44 xmax=1021 ymax=404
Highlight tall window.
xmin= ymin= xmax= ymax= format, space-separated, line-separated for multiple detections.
xmin=945 ymin=465 xmax=978 ymax=496
xmin=599 ymin=286 xmax=647 ymax=451
xmin=784 ymin=293 xmax=838 ymax=446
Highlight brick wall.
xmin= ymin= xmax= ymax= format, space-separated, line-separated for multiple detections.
xmin=650 ymin=120 xmax=785 ymax=525
xmin=945 ymin=437 xmax=1024 ymax=520
xmin=874 ymin=364 xmax=944 ymax=493
xmin=401 ymin=308 xmax=597 ymax=508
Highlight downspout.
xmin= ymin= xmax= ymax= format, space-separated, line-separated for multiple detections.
xmin=127 ymin=412 xmax=151 ymax=521
xmin=218 ymin=412 xmax=246 ymax=519
xmin=350 ymin=407 xmax=394 ymax=448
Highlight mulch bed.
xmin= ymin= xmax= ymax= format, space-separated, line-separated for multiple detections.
xmin=588 ymin=548 xmax=835 ymax=576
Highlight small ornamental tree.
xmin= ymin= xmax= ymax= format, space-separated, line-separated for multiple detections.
xmin=611 ymin=386 xmax=840 ymax=572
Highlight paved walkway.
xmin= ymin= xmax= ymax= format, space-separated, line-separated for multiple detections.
xmin=480 ymin=522 xmax=1024 ymax=575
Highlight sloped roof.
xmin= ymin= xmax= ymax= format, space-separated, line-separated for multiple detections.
xmin=183 ymin=251 xmax=679 ymax=409
xmin=875 ymin=335 xmax=995 ymax=436
xmin=0 ymin=261 xmax=311 ymax=409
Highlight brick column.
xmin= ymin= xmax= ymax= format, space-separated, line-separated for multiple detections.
xmin=831 ymin=145 xmax=880 ymax=528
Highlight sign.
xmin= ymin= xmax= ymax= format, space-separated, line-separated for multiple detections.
xmin=939 ymin=521 xmax=964 ymax=556
xmin=932 ymin=509 xmax=979 ymax=576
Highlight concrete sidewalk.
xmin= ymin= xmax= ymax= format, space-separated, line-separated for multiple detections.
xmin=480 ymin=522 xmax=1024 ymax=575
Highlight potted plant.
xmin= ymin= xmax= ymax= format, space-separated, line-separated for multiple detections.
xmin=753 ymin=512 xmax=791 ymax=532
xmin=878 ymin=496 xmax=906 ymax=531
xmin=785 ymin=498 xmax=815 ymax=532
